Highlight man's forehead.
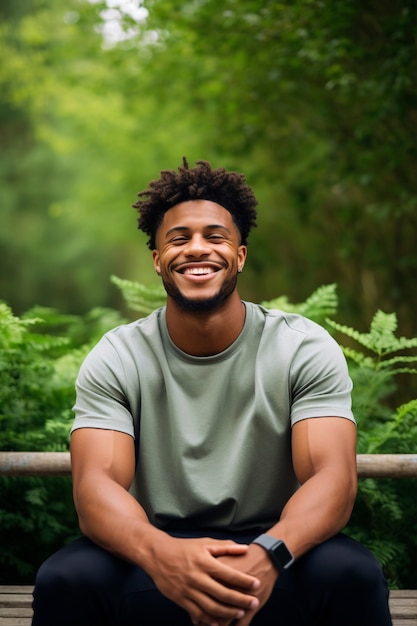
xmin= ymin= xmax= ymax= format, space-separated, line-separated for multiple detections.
xmin=168 ymin=198 xmax=229 ymax=212
xmin=156 ymin=200 xmax=240 ymax=242
xmin=161 ymin=199 xmax=233 ymax=224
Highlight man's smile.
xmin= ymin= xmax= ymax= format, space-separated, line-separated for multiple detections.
xmin=183 ymin=266 xmax=216 ymax=275
xmin=174 ymin=262 xmax=225 ymax=276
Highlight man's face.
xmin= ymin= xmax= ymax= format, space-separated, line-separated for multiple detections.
xmin=152 ymin=200 xmax=247 ymax=312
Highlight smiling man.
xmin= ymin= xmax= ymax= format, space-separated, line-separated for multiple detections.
xmin=32 ymin=159 xmax=392 ymax=626
xmin=153 ymin=200 xmax=246 ymax=315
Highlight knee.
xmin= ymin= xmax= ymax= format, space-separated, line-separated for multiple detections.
xmin=33 ymin=539 xmax=94 ymax=604
xmin=32 ymin=555 xmax=73 ymax=626
xmin=32 ymin=543 xmax=108 ymax=625
xmin=341 ymin=547 xmax=387 ymax=593
xmin=302 ymin=535 xmax=388 ymax=595
xmin=33 ymin=554 xmax=70 ymax=603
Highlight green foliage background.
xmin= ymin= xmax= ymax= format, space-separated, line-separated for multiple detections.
xmin=0 ymin=0 xmax=416 ymax=589
xmin=0 ymin=0 xmax=416 ymax=334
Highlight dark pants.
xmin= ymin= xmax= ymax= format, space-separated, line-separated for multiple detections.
xmin=32 ymin=531 xmax=392 ymax=626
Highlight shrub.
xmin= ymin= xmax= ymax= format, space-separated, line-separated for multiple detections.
xmin=0 ymin=302 xmax=126 ymax=583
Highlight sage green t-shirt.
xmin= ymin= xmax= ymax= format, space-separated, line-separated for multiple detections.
xmin=72 ymin=302 xmax=354 ymax=532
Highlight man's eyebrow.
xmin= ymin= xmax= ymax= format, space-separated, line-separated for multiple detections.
xmin=164 ymin=224 xmax=232 ymax=237
xmin=206 ymin=224 xmax=232 ymax=233
xmin=165 ymin=226 xmax=188 ymax=237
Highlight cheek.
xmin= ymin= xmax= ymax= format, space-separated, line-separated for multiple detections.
xmin=154 ymin=250 xmax=176 ymax=274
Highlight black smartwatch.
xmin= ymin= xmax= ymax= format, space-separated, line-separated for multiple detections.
xmin=252 ymin=534 xmax=295 ymax=572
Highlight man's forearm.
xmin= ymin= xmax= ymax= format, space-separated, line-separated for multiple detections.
xmin=267 ymin=467 xmax=356 ymax=558
xmin=74 ymin=475 xmax=261 ymax=626
xmin=74 ymin=472 xmax=164 ymax=567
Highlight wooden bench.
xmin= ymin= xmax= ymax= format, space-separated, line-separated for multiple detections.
xmin=1 ymin=452 xmax=416 ymax=625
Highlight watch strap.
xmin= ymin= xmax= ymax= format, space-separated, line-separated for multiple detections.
xmin=252 ymin=533 xmax=295 ymax=572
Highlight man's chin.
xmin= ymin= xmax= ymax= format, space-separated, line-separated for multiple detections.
xmin=162 ymin=276 xmax=238 ymax=312
xmin=171 ymin=293 xmax=224 ymax=312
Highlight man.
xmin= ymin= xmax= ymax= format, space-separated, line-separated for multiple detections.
xmin=32 ymin=159 xmax=392 ymax=625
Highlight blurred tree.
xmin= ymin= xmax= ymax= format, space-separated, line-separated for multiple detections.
xmin=138 ymin=0 xmax=417 ymax=333
xmin=0 ymin=0 xmax=415 ymax=339
xmin=0 ymin=0 xmax=212 ymax=314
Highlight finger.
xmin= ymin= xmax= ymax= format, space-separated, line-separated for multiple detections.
xmin=185 ymin=585 xmax=257 ymax=624
xmin=186 ymin=595 xmax=246 ymax=626
xmin=207 ymin=558 xmax=260 ymax=592
xmin=206 ymin=542 xmax=249 ymax=557
xmin=201 ymin=568 xmax=260 ymax=604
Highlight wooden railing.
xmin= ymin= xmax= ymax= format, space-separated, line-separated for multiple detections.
xmin=0 ymin=451 xmax=416 ymax=478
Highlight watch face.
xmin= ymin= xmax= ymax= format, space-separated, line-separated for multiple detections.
xmin=272 ymin=541 xmax=294 ymax=567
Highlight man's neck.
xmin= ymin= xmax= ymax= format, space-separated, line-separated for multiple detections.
xmin=165 ymin=292 xmax=246 ymax=356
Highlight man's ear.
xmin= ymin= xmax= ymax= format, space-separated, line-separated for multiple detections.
xmin=152 ymin=250 xmax=161 ymax=275
xmin=237 ymin=245 xmax=247 ymax=272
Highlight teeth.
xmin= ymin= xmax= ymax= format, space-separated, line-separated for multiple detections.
xmin=183 ymin=267 xmax=214 ymax=275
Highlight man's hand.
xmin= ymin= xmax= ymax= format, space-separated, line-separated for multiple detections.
xmin=209 ymin=543 xmax=278 ymax=626
xmin=146 ymin=535 xmax=261 ymax=626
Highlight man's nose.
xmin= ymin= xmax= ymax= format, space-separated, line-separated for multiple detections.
xmin=184 ymin=234 xmax=211 ymax=256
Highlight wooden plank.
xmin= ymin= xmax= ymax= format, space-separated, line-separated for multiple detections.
xmin=391 ymin=605 xmax=417 ymax=618
xmin=0 ymin=609 xmax=32 ymax=616
xmin=0 ymin=594 xmax=32 ymax=608
xmin=0 ymin=588 xmax=32 ymax=595
xmin=0 ymin=587 xmax=33 ymax=626
xmin=393 ymin=590 xmax=417 ymax=598
xmin=1 ymin=452 xmax=417 ymax=478
xmin=391 ymin=607 xmax=417 ymax=619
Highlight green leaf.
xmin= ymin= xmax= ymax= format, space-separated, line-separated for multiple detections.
xmin=111 ymin=275 xmax=166 ymax=315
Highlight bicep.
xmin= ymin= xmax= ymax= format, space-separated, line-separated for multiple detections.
xmin=71 ymin=428 xmax=135 ymax=492
xmin=292 ymin=417 xmax=357 ymax=485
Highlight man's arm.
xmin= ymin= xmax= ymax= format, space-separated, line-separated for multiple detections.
xmin=70 ymin=428 xmax=260 ymax=626
xmin=276 ymin=416 xmax=357 ymax=554
xmin=216 ymin=416 xmax=357 ymax=626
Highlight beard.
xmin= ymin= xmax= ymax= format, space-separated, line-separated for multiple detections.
xmin=161 ymin=272 xmax=238 ymax=312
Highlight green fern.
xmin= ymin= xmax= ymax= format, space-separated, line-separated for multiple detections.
xmin=261 ymin=283 xmax=338 ymax=324
xmin=326 ymin=311 xmax=417 ymax=426
xmin=0 ymin=302 xmax=42 ymax=347
xmin=326 ymin=310 xmax=417 ymax=371
xmin=328 ymin=310 xmax=417 ymax=587
xmin=111 ymin=275 xmax=166 ymax=315
xmin=357 ymin=399 xmax=417 ymax=454
xmin=0 ymin=303 xmax=127 ymax=582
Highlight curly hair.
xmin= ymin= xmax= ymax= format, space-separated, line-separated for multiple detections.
xmin=133 ymin=157 xmax=258 ymax=249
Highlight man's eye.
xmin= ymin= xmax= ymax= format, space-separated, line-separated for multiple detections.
xmin=208 ymin=234 xmax=224 ymax=240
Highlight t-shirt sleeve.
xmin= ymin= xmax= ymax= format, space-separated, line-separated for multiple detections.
xmin=289 ymin=323 xmax=355 ymax=426
xmin=71 ymin=335 xmax=136 ymax=438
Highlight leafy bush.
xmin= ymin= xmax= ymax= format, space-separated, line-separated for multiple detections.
xmin=326 ymin=312 xmax=417 ymax=588
xmin=1 ymin=283 xmax=416 ymax=587
xmin=0 ymin=302 xmax=126 ymax=583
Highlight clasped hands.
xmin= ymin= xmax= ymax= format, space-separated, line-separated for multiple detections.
xmin=148 ymin=536 xmax=277 ymax=626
